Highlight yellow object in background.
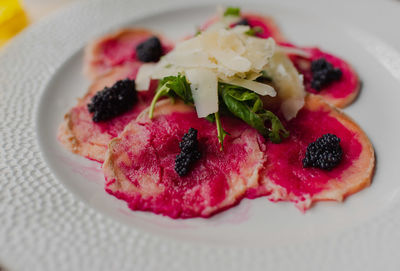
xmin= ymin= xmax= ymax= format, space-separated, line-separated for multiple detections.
xmin=0 ymin=0 xmax=29 ymax=46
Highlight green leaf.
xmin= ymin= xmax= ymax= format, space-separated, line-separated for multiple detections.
xmin=259 ymin=111 xmax=289 ymax=143
xmin=214 ymin=111 xmax=228 ymax=151
xmin=245 ymin=26 xmax=263 ymax=36
xmin=159 ymin=74 xmax=193 ymax=103
xmin=224 ymin=7 xmax=240 ymax=17
xmin=195 ymin=28 xmax=202 ymax=36
xmin=205 ymin=114 xmax=215 ymax=122
xmin=149 ymin=74 xmax=192 ymax=119
xmin=219 ymin=83 xmax=289 ymax=143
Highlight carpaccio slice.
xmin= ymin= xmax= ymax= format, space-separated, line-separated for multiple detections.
xmin=103 ymin=100 xmax=266 ymax=218
xmin=84 ymin=28 xmax=174 ymax=79
xmin=58 ymin=62 xmax=158 ymax=162
xmin=228 ymin=13 xmax=360 ymax=108
xmin=284 ymin=44 xmax=360 ymax=108
xmin=248 ymin=94 xmax=374 ymax=211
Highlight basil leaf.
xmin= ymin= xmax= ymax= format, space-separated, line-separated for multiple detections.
xmin=224 ymin=7 xmax=240 ymax=17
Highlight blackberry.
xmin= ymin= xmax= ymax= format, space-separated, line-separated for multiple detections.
xmin=302 ymin=134 xmax=343 ymax=170
xmin=175 ymin=128 xmax=201 ymax=177
xmin=87 ymin=78 xmax=137 ymax=122
xmin=310 ymin=58 xmax=342 ymax=91
xmin=236 ymin=18 xmax=250 ymax=26
xmin=136 ymin=36 xmax=163 ymax=62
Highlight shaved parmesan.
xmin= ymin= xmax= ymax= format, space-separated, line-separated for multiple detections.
xmin=222 ymin=78 xmax=276 ymax=97
xmin=264 ymin=51 xmax=306 ymax=120
xmin=185 ymin=68 xmax=219 ymax=118
xmin=151 ymin=24 xmax=276 ymax=94
xmin=277 ymin=45 xmax=311 ymax=58
xmin=136 ymin=64 xmax=155 ymax=91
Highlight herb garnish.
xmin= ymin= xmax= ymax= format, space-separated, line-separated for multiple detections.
xmin=149 ymin=74 xmax=192 ymax=119
xmin=149 ymin=75 xmax=289 ymax=149
xmin=219 ymin=83 xmax=289 ymax=143
xmin=245 ymin=26 xmax=263 ymax=36
xmin=224 ymin=7 xmax=240 ymax=17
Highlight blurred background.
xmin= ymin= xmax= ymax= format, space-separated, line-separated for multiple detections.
xmin=0 ymin=0 xmax=83 ymax=47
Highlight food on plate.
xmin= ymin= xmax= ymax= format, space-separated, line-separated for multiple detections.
xmin=59 ymin=7 xmax=375 ymax=218
xmin=58 ymin=62 xmax=158 ymax=162
xmin=84 ymin=29 xmax=173 ymax=79
xmin=201 ymin=9 xmax=287 ymax=43
xmin=286 ymin=46 xmax=360 ymax=108
xmin=248 ymin=95 xmax=374 ymax=211
xmin=204 ymin=9 xmax=360 ymax=108
xmin=103 ymin=100 xmax=266 ymax=218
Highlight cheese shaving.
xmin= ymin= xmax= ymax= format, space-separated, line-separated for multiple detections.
xmin=149 ymin=23 xmax=276 ymax=96
xmin=186 ymin=68 xmax=219 ymax=117
xmin=135 ymin=63 xmax=155 ymax=91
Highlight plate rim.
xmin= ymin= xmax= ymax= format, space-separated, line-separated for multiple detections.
xmin=1 ymin=0 xmax=400 ymax=270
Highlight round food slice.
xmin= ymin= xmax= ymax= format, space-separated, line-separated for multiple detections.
xmin=84 ymin=28 xmax=173 ymax=79
xmin=284 ymin=44 xmax=360 ymax=108
xmin=252 ymin=94 xmax=374 ymax=211
xmin=58 ymin=62 xmax=158 ymax=162
xmin=103 ymin=100 xmax=266 ymax=218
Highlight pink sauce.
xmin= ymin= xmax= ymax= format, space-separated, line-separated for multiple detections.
xmin=264 ymin=107 xmax=362 ymax=197
xmin=105 ymin=111 xmax=262 ymax=218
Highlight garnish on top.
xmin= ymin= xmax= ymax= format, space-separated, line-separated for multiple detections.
xmin=135 ymin=7 xmax=306 ymax=149
xmin=87 ymin=79 xmax=137 ymax=122
xmin=175 ymin=128 xmax=201 ymax=176
xmin=303 ymin=133 xmax=343 ymax=170
xmin=136 ymin=36 xmax=163 ymax=62
xmin=310 ymin=58 xmax=342 ymax=91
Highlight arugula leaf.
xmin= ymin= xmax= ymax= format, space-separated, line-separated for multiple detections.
xmin=195 ymin=28 xmax=202 ymax=36
xmin=219 ymin=83 xmax=289 ymax=143
xmin=205 ymin=114 xmax=215 ymax=122
xmin=245 ymin=26 xmax=263 ymax=36
xmin=259 ymin=111 xmax=289 ymax=143
xmin=224 ymin=7 xmax=240 ymax=17
xmin=149 ymin=74 xmax=192 ymax=119
xmin=158 ymin=74 xmax=193 ymax=103
xmin=214 ymin=112 xmax=228 ymax=151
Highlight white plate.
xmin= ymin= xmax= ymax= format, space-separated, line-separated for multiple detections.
xmin=1 ymin=0 xmax=400 ymax=270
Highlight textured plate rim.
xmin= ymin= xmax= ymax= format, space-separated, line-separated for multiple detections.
xmin=1 ymin=0 xmax=400 ymax=270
